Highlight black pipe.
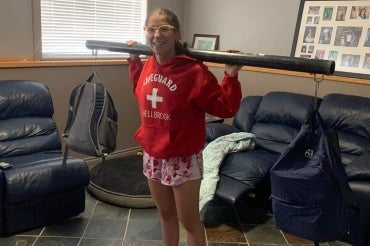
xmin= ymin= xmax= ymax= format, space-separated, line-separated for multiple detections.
xmin=86 ymin=40 xmax=335 ymax=75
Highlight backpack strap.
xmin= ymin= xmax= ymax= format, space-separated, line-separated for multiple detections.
xmin=62 ymin=144 xmax=69 ymax=167
xmin=62 ymin=73 xmax=95 ymax=166
xmin=63 ymin=72 xmax=95 ymax=137
xmin=63 ymin=83 xmax=86 ymax=137
xmin=86 ymin=72 xmax=95 ymax=83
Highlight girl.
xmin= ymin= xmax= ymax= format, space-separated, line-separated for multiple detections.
xmin=127 ymin=7 xmax=242 ymax=246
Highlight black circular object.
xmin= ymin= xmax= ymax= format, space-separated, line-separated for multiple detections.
xmin=87 ymin=154 xmax=155 ymax=208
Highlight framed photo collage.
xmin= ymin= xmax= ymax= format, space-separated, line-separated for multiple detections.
xmin=292 ymin=0 xmax=370 ymax=79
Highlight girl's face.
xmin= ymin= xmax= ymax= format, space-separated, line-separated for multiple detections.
xmin=145 ymin=14 xmax=180 ymax=64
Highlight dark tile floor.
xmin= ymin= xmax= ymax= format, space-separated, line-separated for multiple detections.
xmin=0 ymin=190 xmax=353 ymax=246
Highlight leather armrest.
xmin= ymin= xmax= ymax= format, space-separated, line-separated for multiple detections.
xmin=214 ymin=175 xmax=251 ymax=206
xmin=206 ymin=123 xmax=239 ymax=142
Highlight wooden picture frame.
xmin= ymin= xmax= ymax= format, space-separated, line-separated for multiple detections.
xmin=192 ymin=34 xmax=220 ymax=50
xmin=291 ymin=0 xmax=370 ymax=79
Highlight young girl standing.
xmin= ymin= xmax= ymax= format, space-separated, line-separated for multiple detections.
xmin=127 ymin=7 xmax=242 ymax=246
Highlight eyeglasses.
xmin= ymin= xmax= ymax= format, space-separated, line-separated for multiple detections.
xmin=144 ymin=24 xmax=176 ymax=35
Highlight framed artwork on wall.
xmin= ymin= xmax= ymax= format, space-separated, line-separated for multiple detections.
xmin=291 ymin=0 xmax=370 ymax=79
xmin=192 ymin=34 xmax=220 ymax=50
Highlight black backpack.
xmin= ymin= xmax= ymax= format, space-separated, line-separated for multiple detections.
xmin=63 ymin=73 xmax=118 ymax=158
xmin=270 ymin=110 xmax=359 ymax=245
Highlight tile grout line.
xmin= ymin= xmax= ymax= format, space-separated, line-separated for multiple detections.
xmin=77 ymin=199 xmax=99 ymax=246
xmin=31 ymin=226 xmax=46 ymax=246
xmin=204 ymin=225 xmax=209 ymax=246
xmin=122 ymin=208 xmax=131 ymax=245
xmin=280 ymin=230 xmax=290 ymax=245
xmin=233 ymin=206 xmax=250 ymax=246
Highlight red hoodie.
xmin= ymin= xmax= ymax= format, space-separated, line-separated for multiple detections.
xmin=128 ymin=54 xmax=242 ymax=158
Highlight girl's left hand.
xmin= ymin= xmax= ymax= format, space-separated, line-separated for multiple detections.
xmin=225 ymin=49 xmax=243 ymax=77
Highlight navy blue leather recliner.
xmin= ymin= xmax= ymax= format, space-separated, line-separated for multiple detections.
xmin=0 ymin=80 xmax=90 ymax=235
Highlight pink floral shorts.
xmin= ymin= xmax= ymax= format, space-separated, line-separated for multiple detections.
xmin=143 ymin=151 xmax=203 ymax=186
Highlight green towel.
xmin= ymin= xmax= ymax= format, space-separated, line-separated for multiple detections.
xmin=200 ymin=132 xmax=255 ymax=211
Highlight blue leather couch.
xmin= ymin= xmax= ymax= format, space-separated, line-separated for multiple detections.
xmin=0 ymin=80 xmax=90 ymax=235
xmin=206 ymin=91 xmax=370 ymax=245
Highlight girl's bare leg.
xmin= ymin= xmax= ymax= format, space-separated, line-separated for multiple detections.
xmin=147 ymin=179 xmax=179 ymax=246
xmin=173 ymin=179 xmax=206 ymax=246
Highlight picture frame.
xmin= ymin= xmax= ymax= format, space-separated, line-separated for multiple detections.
xmin=291 ymin=0 xmax=370 ymax=79
xmin=192 ymin=34 xmax=220 ymax=50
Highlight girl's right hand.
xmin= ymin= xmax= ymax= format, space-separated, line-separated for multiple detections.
xmin=127 ymin=40 xmax=140 ymax=60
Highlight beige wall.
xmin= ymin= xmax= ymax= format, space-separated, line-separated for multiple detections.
xmin=184 ymin=0 xmax=300 ymax=56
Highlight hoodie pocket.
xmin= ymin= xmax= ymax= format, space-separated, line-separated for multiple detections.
xmin=135 ymin=125 xmax=172 ymax=155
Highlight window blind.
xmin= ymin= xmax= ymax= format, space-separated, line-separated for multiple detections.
xmin=40 ymin=0 xmax=146 ymax=58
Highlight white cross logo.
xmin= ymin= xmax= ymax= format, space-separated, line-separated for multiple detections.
xmin=147 ymin=88 xmax=163 ymax=109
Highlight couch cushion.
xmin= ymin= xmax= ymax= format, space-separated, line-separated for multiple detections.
xmin=219 ymin=149 xmax=279 ymax=190
xmin=319 ymin=93 xmax=370 ymax=164
xmin=0 ymin=152 xmax=89 ymax=204
xmin=251 ymin=91 xmax=317 ymax=154
xmin=0 ymin=117 xmax=61 ymax=157
xmin=255 ymin=91 xmax=317 ymax=128
xmin=251 ymin=123 xmax=300 ymax=154
xmin=0 ymin=80 xmax=54 ymax=120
